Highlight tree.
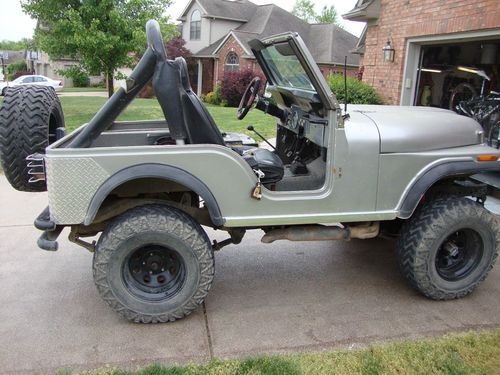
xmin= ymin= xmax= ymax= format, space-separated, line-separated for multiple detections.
xmin=292 ymin=0 xmax=343 ymax=27
xmin=291 ymin=0 xmax=316 ymax=23
xmin=22 ymin=0 xmax=177 ymax=97
xmin=0 ymin=38 xmax=34 ymax=51
xmin=165 ymin=36 xmax=191 ymax=59
xmin=316 ymin=6 xmax=340 ymax=25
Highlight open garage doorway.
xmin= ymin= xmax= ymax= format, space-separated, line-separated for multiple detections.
xmin=414 ymin=39 xmax=499 ymax=109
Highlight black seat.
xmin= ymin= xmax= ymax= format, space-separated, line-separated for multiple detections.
xmin=162 ymin=57 xmax=284 ymax=185
xmin=175 ymin=57 xmax=226 ymax=145
xmin=152 ymin=56 xmax=189 ymax=144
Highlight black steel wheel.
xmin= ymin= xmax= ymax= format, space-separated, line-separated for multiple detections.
xmin=435 ymin=229 xmax=483 ymax=281
xmin=397 ymin=197 xmax=499 ymax=300
xmin=93 ymin=204 xmax=214 ymax=323
xmin=123 ymin=245 xmax=186 ymax=301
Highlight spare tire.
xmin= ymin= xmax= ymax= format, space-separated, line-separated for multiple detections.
xmin=0 ymin=85 xmax=65 ymax=192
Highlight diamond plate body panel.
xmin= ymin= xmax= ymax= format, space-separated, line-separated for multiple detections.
xmin=46 ymin=158 xmax=110 ymax=224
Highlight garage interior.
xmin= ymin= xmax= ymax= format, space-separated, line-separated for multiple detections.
xmin=414 ymin=39 xmax=499 ymax=109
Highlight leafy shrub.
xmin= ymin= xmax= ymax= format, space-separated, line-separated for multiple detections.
xmin=327 ymin=74 xmax=382 ymax=105
xmin=221 ymin=69 xmax=264 ymax=107
xmin=204 ymin=84 xmax=222 ymax=105
xmin=57 ymin=66 xmax=89 ymax=87
xmin=7 ymin=61 xmax=28 ymax=80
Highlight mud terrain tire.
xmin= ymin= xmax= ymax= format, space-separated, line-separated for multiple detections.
xmin=397 ymin=197 xmax=499 ymax=299
xmin=93 ymin=205 xmax=215 ymax=323
xmin=0 ymin=85 xmax=64 ymax=192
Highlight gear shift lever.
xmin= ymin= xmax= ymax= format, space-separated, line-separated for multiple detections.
xmin=247 ymin=125 xmax=276 ymax=151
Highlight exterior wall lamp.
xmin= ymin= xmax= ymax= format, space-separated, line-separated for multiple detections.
xmin=383 ymin=40 xmax=395 ymax=62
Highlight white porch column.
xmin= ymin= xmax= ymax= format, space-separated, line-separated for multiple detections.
xmin=197 ymin=59 xmax=203 ymax=97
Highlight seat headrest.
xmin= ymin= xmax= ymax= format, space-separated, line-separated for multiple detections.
xmin=175 ymin=57 xmax=191 ymax=91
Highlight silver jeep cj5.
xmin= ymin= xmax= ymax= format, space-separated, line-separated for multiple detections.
xmin=0 ymin=20 xmax=499 ymax=323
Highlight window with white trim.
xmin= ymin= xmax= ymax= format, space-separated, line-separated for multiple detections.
xmin=190 ymin=10 xmax=201 ymax=40
xmin=225 ymin=52 xmax=239 ymax=72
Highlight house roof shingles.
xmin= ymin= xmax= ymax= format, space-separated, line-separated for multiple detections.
xmin=181 ymin=0 xmax=258 ymax=21
xmin=192 ymin=2 xmax=360 ymax=67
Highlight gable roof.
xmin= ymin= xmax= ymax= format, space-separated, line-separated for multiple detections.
xmin=194 ymin=3 xmax=360 ymax=67
xmin=179 ymin=0 xmax=258 ymax=22
xmin=309 ymin=24 xmax=360 ymax=66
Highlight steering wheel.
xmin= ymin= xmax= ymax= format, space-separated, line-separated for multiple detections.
xmin=146 ymin=20 xmax=167 ymax=62
xmin=237 ymin=77 xmax=261 ymax=120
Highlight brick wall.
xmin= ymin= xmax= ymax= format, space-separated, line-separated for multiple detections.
xmin=362 ymin=0 xmax=500 ymax=104
xmin=216 ymin=35 xmax=254 ymax=86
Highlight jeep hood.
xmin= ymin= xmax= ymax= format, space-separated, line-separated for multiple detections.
xmin=349 ymin=105 xmax=483 ymax=153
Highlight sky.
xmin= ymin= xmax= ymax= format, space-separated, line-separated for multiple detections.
xmin=0 ymin=0 xmax=364 ymax=42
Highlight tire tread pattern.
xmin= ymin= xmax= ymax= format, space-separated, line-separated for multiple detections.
xmin=92 ymin=205 xmax=215 ymax=323
xmin=0 ymin=85 xmax=64 ymax=191
xmin=396 ymin=197 xmax=499 ymax=300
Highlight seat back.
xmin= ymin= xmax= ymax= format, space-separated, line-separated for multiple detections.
xmin=152 ymin=54 xmax=188 ymax=143
xmin=175 ymin=57 xmax=225 ymax=145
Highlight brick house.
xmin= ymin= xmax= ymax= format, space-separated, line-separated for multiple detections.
xmin=343 ymin=0 xmax=500 ymax=107
xmin=178 ymin=0 xmax=360 ymax=95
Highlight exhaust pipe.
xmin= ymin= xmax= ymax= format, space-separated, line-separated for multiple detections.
xmin=261 ymin=222 xmax=379 ymax=244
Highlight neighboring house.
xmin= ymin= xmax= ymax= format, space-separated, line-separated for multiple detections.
xmin=178 ymin=0 xmax=360 ymax=95
xmin=28 ymin=51 xmax=104 ymax=87
xmin=28 ymin=51 xmax=80 ymax=87
xmin=343 ymin=0 xmax=500 ymax=107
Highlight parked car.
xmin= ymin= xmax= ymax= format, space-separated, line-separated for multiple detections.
xmin=0 ymin=75 xmax=63 ymax=95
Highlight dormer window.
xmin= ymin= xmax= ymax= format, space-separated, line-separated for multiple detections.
xmin=225 ymin=52 xmax=239 ymax=72
xmin=190 ymin=10 xmax=201 ymax=40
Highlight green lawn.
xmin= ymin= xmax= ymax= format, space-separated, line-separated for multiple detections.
xmin=58 ymin=329 xmax=500 ymax=375
xmin=61 ymin=87 xmax=107 ymax=92
xmin=60 ymin=97 xmax=277 ymax=138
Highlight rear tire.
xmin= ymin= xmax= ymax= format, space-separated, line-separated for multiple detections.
xmin=397 ymin=197 xmax=499 ymax=299
xmin=0 ymin=85 xmax=65 ymax=192
xmin=93 ymin=205 xmax=215 ymax=323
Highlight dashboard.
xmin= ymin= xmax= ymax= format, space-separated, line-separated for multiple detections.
xmin=282 ymin=105 xmax=328 ymax=148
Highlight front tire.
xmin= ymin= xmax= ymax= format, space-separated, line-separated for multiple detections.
xmin=93 ymin=205 xmax=215 ymax=323
xmin=397 ymin=197 xmax=499 ymax=300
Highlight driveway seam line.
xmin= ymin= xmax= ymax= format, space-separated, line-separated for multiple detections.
xmin=0 ymin=224 xmax=33 ymax=228
xmin=202 ymin=301 xmax=214 ymax=359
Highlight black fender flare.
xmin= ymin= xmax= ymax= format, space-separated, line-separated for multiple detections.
xmin=398 ymin=160 xmax=500 ymax=219
xmin=84 ymin=164 xmax=224 ymax=226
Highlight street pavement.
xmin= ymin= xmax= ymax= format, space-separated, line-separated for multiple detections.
xmin=0 ymin=175 xmax=499 ymax=374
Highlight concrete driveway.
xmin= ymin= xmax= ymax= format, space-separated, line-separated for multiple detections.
xmin=0 ymin=175 xmax=499 ymax=374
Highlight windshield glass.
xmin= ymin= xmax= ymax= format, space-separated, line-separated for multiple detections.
xmin=261 ymin=42 xmax=315 ymax=91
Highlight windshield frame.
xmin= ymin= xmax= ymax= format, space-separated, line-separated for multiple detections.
xmin=249 ymin=32 xmax=338 ymax=110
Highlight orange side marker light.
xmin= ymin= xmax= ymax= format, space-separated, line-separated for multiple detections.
xmin=477 ymin=155 xmax=499 ymax=162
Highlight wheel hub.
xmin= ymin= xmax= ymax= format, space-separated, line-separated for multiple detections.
xmin=435 ymin=229 xmax=483 ymax=281
xmin=124 ymin=245 xmax=185 ymax=300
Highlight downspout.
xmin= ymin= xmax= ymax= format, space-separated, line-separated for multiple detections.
xmin=197 ymin=59 xmax=203 ymax=96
